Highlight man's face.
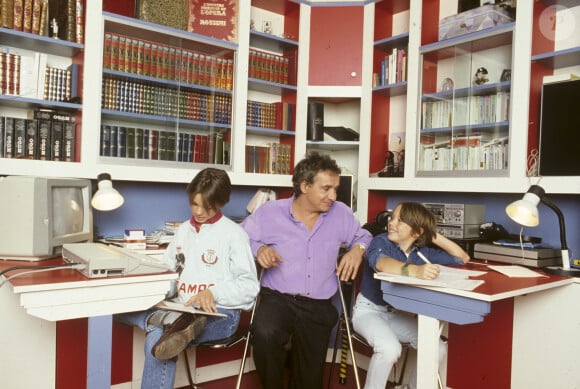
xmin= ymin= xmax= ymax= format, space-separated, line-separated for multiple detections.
xmin=302 ymin=170 xmax=340 ymax=212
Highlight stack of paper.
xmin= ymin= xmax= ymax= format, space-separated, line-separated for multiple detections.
xmin=374 ymin=266 xmax=486 ymax=291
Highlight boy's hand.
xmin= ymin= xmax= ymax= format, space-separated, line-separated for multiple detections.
xmin=186 ymin=289 xmax=216 ymax=313
xmin=413 ymin=263 xmax=441 ymax=280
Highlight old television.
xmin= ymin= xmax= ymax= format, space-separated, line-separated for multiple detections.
xmin=0 ymin=176 xmax=93 ymax=261
xmin=539 ymin=78 xmax=580 ymax=176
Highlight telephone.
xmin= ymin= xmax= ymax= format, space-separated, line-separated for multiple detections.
xmin=479 ymin=222 xmax=541 ymax=243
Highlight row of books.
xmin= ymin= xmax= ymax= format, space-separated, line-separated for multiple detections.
xmin=1 ymin=0 xmax=84 ymax=43
xmin=101 ymin=76 xmax=232 ymax=124
xmin=245 ymin=143 xmax=291 ymax=175
xmin=1 ymin=49 xmax=78 ymax=100
xmin=374 ymin=47 xmax=407 ymax=87
xmin=248 ymin=49 xmax=291 ymax=85
xmin=422 ymin=92 xmax=510 ymax=129
xmin=100 ymin=125 xmax=229 ymax=165
xmin=103 ymin=32 xmax=234 ymax=90
xmin=420 ymin=137 xmax=508 ymax=171
xmin=0 ymin=110 xmax=76 ymax=161
xmin=247 ymin=100 xmax=294 ymax=131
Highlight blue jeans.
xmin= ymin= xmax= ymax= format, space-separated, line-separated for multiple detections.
xmin=115 ymin=307 xmax=240 ymax=389
xmin=351 ymin=294 xmax=447 ymax=389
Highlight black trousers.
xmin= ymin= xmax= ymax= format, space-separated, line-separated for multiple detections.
xmin=250 ymin=287 xmax=339 ymax=389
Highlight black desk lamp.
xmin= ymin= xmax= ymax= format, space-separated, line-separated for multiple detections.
xmin=505 ymin=185 xmax=580 ymax=277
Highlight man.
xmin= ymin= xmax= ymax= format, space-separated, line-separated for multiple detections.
xmin=241 ymin=153 xmax=372 ymax=389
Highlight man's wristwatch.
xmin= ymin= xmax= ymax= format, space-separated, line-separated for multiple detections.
xmin=357 ymin=244 xmax=366 ymax=253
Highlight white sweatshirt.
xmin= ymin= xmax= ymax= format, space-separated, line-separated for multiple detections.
xmin=162 ymin=216 xmax=259 ymax=311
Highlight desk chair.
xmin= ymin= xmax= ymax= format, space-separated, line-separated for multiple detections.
xmin=183 ymin=270 xmax=262 ymax=389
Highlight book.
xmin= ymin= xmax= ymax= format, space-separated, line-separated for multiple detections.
xmin=13 ymin=118 xmax=26 ymax=158
xmin=4 ymin=117 xmax=14 ymax=158
xmin=63 ymin=121 xmax=75 ymax=161
xmin=37 ymin=116 xmax=51 ymax=160
xmin=187 ymin=0 xmax=237 ymax=42
xmin=155 ymin=300 xmax=226 ymax=317
xmin=0 ymin=116 xmax=4 ymax=158
xmin=306 ymin=102 xmax=324 ymax=141
xmin=25 ymin=118 xmax=38 ymax=159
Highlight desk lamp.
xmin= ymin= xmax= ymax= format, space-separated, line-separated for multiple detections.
xmin=506 ymin=185 xmax=580 ymax=277
xmin=91 ymin=173 xmax=124 ymax=211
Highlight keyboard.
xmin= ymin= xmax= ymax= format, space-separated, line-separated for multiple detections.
xmin=62 ymin=243 xmax=171 ymax=278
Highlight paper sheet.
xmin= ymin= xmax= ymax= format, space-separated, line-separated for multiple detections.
xmin=374 ymin=265 xmax=486 ymax=291
xmin=155 ymin=300 xmax=227 ymax=317
xmin=487 ymin=265 xmax=547 ymax=278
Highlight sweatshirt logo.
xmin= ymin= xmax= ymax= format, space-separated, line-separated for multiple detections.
xmin=202 ymin=249 xmax=218 ymax=265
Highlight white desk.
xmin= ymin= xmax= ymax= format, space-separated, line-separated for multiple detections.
xmin=0 ymin=258 xmax=177 ymax=389
xmin=380 ymin=264 xmax=576 ymax=389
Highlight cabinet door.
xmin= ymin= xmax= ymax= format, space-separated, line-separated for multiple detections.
xmin=308 ymin=6 xmax=363 ymax=86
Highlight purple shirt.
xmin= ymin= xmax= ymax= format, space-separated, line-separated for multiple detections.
xmin=241 ymin=196 xmax=372 ymax=299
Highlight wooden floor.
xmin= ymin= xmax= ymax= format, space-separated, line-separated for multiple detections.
xmin=177 ymin=363 xmax=368 ymax=389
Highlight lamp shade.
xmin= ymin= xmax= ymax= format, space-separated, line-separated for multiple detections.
xmin=91 ymin=173 xmax=124 ymax=211
xmin=505 ymin=193 xmax=540 ymax=227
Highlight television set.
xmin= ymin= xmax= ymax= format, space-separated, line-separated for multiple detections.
xmin=539 ymin=78 xmax=580 ymax=176
xmin=0 ymin=176 xmax=94 ymax=261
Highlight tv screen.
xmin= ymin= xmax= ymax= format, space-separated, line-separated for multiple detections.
xmin=0 ymin=176 xmax=93 ymax=261
xmin=539 ymin=78 xmax=580 ymax=176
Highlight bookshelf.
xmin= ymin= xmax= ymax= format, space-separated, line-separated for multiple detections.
xmin=0 ymin=11 xmax=83 ymax=166
xmin=243 ymin=0 xmax=300 ymax=176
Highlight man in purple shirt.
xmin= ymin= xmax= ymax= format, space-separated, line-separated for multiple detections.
xmin=241 ymin=153 xmax=372 ymax=389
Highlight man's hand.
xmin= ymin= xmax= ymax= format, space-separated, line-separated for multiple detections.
xmin=186 ymin=289 xmax=216 ymax=313
xmin=336 ymin=246 xmax=364 ymax=281
xmin=256 ymin=245 xmax=283 ymax=269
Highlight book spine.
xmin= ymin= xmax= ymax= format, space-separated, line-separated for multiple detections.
xmin=74 ymin=0 xmax=83 ymax=44
xmin=4 ymin=117 xmax=14 ymax=158
xmin=37 ymin=116 xmax=51 ymax=160
xmin=25 ymin=118 xmax=38 ymax=159
xmin=66 ymin=0 xmax=74 ymax=42
xmin=0 ymin=116 xmax=4 ymax=158
xmin=126 ymin=127 xmax=135 ymax=158
xmin=13 ymin=0 xmax=24 ymax=31
xmin=117 ymin=126 xmax=126 ymax=158
xmin=63 ymin=120 xmax=75 ymax=161
xmin=31 ymin=0 xmax=41 ymax=35
xmin=13 ymin=118 xmax=26 ymax=158
xmin=23 ymin=0 xmax=33 ymax=32
xmin=108 ymin=125 xmax=117 ymax=157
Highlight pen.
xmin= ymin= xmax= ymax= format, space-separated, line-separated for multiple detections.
xmin=417 ymin=251 xmax=432 ymax=264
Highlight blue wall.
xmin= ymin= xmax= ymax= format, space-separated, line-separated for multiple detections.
xmin=93 ymin=181 xmax=580 ymax=262
xmin=92 ymin=181 xmax=258 ymax=238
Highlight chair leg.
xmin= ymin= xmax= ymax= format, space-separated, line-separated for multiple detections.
xmin=327 ymin=317 xmax=343 ymax=389
xmin=235 ymin=333 xmax=252 ymax=389
xmin=183 ymin=349 xmax=201 ymax=389
xmin=337 ymin=280 xmax=362 ymax=389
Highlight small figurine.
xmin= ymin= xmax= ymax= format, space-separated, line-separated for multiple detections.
xmin=441 ymin=77 xmax=454 ymax=92
xmin=51 ymin=18 xmax=59 ymax=39
xmin=473 ymin=67 xmax=489 ymax=85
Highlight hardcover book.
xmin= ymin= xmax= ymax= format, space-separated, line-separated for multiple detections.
xmin=4 ymin=117 xmax=14 ymax=158
xmin=187 ymin=0 xmax=238 ymax=42
xmin=13 ymin=118 xmax=26 ymax=158
xmin=25 ymin=118 xmax=38 ymax=159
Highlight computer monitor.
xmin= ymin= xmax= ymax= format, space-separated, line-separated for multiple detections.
xmin=539 ymin=78 xmax=580 ymax=176
xmin=0 ymin=176 xmax=94 ymax=261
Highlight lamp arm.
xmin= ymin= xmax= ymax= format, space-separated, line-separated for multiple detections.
xmin=540 ymin=196 xmax=569 ymax=250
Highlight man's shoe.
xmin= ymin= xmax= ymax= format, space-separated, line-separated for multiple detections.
xmin=152 ymin=314 xmax=207 ymax=360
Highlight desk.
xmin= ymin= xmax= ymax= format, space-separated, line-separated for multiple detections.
xmin=0 ymin=258 xmax=177 ymax=389
xmin=380 ymin=265 xmax=577 ymax=389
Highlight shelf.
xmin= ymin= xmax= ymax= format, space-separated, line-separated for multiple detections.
xmin=0 ymin=95 xmax=82 ymax=111
xmin=531 ymin=46 xmax=580 ymax=69
xmin=103 ymin=12 xmax=237 ymax=55
xmin=101 ymin=109 xmax=231 ymax=131
xmin=246 ymin=126 xmax=295 ymax=137
xmin=0 ymin=27 xmax=83 ymax=57
xmin=250 ymin=30 xmax=298 ymax=52
xmin=248 ymin=78 xmax=297 ymax=95
xmin=373 ymin=82 xmax=407 ymax=97
xmin=103 ymin=69 xmax=234 ymax=95
xmin=415 ymin=169 xmax=509 ymax=178
xmin=306 ymin=140 xmax=359 ymax=151
xmin=422 ymin=81 xmax=510 ymax=102
xmin=420 ymin=122 xmax=510 ymax=135
xmin=374 ymin=32 xmax=409 ymax=52
xmin=420 ymin=23 xmax=515 ymax=60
